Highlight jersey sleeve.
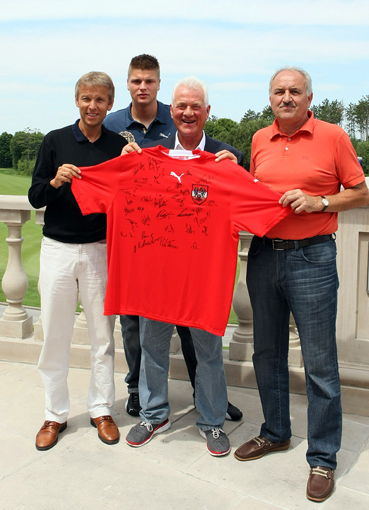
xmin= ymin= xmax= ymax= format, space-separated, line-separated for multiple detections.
xmin=230 ymin=165 xmax=292 ymax=237
xmin=71 ymin=155 xmax=122 ymax=215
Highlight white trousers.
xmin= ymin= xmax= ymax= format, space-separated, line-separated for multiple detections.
xmin=38 ymin=237 xmax=115 ymax=423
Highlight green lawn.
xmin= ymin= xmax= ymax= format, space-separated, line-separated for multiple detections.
xmin=0 ymin=169 xmax=241 ymax=323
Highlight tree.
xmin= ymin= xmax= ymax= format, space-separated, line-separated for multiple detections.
xmin=240 ymin=110 xmax=260 ymax=123
xmin=232 ymin=118 xmax=272 ymax=169
xmin=205 ymin=117 xmax=237 ymax=141
xmin=260 ymin=105 xmax=275 ymax=122
xmin=356 ymin=140 xmax=369 ymax=175
xmin=0 ymin=132 xmax=13 ymax=168
xmin=311 ymin=99 xmax=344 ymax=125
xmin=205 ymin=110 xmax=274 ymax=169
xmin=241 ymin=106 xmax=274 ymax=124
xmin=9 ymin=128 xmax=44 ymax=169
xmin=354 ymin=95 xmax=369 ymax=141
xmin=204 ymin=117 xmax=239 ymax=147
xmin=204 ymin=115 xmax=218 ymax=138
xmin=345 ymin=103 xmax=357 ymax=138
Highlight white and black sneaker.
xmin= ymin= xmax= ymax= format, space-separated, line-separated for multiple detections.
xmin=125 ymin=393 xmax=141 ymax=417
xmin=126 ymin=419 xmax=171 ymax=447
xmin=200 ymin=428 xmax=231 ymax=456
xmin=226 ymin=401 xmax=243 ymax=421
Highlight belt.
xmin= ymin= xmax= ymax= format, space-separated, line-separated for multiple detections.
xmin=264 ymin=234 xmax=333 ymax=251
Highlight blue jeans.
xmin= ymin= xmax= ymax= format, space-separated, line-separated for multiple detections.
xmin=247 ymin=236 xmax=341 ymax=469
xmin=120 ymin=316 xmax=198 ymax=394
xmin=138 ymin=317 xmax=227 ymax=430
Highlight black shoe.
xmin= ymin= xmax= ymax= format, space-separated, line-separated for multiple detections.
xmin=226 ymin=401 xmax=243 ymax=421
xmin=125 ymin=393 xmax=141 ymax=417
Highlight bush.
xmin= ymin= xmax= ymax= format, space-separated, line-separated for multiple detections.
xmin=356 ymin=140 xmax=369 ymax=175
xmin=10 ymin=129 xmax=44 ymax=169
xmin=16 ymin=158 xmax=36 ymax=175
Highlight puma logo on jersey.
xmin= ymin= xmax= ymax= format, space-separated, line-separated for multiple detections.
xmin=160 ymin=133 xmax=170 ymax=138
xmin=170 ymin=171 xmax=184 ymax=183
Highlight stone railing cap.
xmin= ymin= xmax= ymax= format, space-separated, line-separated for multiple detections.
xmin=0 ymin=195 xmax=44 ymax=212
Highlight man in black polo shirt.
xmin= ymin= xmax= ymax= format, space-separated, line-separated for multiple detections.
xmin=29 ymin=72 xmax=127 ymax=451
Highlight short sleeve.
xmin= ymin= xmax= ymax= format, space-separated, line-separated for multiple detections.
xmin=71 ymin=155 xmax=122 ymax=215
xmin=335 ymin=131 xmax=366 ymax=189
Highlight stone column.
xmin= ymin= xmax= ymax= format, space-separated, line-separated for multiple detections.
xmin=170 ymin=327 xmax=181 ymax=354
xmin=0 ymin=210 xmax=33 ymax=338
xmin=229 ymin=231 xmax=303 ymax=366
xmin=229 ymin=231 xmax=254 ymax=361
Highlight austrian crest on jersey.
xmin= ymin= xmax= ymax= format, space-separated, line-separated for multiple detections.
xmin=192 ymin=185 xmax=208 ymax=205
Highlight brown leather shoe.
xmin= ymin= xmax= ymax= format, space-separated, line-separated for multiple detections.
xmin=35 ymin=420 xmax=67 ymax=451
xmin=307 ymin=466 xmax=334 ymax=502
xmin=90 ymin=415 xmax=120 ymax=445
xmin=234 ymin=434 xmax=291 ymax=461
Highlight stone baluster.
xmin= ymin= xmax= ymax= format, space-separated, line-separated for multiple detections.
xmin=170 ymin=327 xmax=181 ymax=354
xmin=0 ymin=200 xmax=33 ymax=338
xmin=229 ymin=231 xmax=254 ymax=361
xmin=229 ymin=231 xmax=303 ymax=367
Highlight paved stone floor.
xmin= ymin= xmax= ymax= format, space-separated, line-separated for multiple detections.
xmin=0 ymin=360 xmax=368 ymax=510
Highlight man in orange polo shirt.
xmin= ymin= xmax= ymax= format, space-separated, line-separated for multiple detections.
xmin=234 ymin=66 xmax=369 ymax=502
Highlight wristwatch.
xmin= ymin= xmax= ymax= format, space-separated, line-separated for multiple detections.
xmin=321 ymin=196 xmax=329 ymax=212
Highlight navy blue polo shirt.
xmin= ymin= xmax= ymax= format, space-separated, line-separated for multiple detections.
xmin=103 ymin=100 xmax=175 ymax=147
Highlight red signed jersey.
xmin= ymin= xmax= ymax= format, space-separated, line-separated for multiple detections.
xmin=72 ymin=146 xmax=291 ymax=335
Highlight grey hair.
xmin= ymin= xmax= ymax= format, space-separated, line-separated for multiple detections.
xmin=171 ymin=76 xmax=209 ymax=107
xmin=269 ymin=66 xmax=313 ymax=96
xmin=75 ymin=72 xmax=115 ymax=101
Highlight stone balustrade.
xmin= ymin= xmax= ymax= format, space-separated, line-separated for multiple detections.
xmin=1 ymin=188 xmax=369 ymax=416
xmin=0 ymin=196 xmax=36 ymax=338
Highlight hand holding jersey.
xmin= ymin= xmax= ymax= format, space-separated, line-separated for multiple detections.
xmin=50 ymin=163 xmax=81 ymax=189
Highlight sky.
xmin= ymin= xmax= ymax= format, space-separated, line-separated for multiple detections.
xmin=1 ymin=0 xmax=369 ymax=135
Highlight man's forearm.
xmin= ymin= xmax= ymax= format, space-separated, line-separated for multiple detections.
xmin=323 ymin=181 xmax=369 ymax=212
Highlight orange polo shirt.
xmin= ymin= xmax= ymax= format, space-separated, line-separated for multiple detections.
xmin=250 ymin=112 xmax=365 ymax=239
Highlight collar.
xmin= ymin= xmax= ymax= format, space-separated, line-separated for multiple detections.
xmin=270 ymin=110 xmax=315 ymax=139
xmin=174 ymin=131 xmax=206 ymax=151
xmin=72 ymin=119 xmax=106 ymax=142
xmin=127 ymin=100 xmax=168 ymax=127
